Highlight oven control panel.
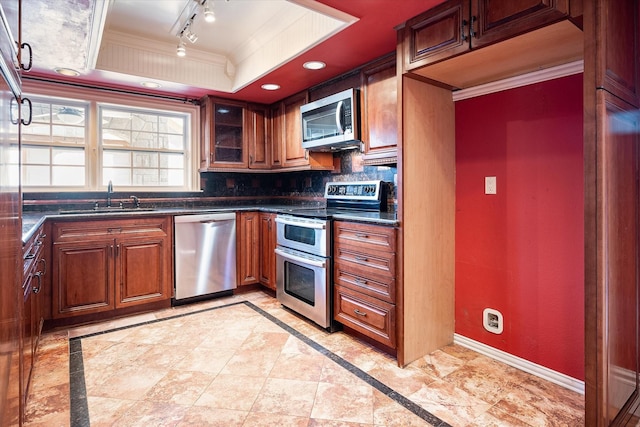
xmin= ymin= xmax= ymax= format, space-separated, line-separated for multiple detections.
xmin=325 ymin=180 xmax=381 ymax=200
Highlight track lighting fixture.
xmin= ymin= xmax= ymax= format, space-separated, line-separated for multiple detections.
xmin=203 ymin=1 xmax=215 ymax=23
xmin=177 ymin=39 xmax=186 ymax=57
xmin=175 ymin=1 xmax=217 ymax=57
xmin=183 ymin=27 xmax=198 ymax=43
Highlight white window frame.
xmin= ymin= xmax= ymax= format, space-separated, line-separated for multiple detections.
xmin=22 ymin=81 xmax=200 ymax=192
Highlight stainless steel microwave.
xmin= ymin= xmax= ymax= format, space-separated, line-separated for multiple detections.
xmin=300 ymin=88 xmax=362 ymax=151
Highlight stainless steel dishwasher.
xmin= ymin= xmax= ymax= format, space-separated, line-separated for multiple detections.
xmin=174 ymin=212 xmax=237 ymax=301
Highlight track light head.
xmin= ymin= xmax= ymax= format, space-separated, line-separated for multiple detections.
xmin=177 ymin=40 xmax=186 ymax=57
xmin=203 ymin=1 xmax=215 ymax=23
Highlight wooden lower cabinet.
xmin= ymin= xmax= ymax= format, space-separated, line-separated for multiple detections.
xmin=237 ymin=211 xmax=260 ymax=286
xmin=333 ymin=221 xmax=397 ymax=349
xmin=51 ymin=217 xmax=172 ymax=319
xmin=117 ymin=237 xmax=168 ymax=306
xmin=21 ymin=225 xmax=46 ymax=408
xmin=259 ymin=212 xmax=277 ymax=290
xmin=334 ymin=284 xmax=396 ymax=348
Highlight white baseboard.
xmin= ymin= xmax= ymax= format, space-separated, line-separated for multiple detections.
xmin=454 ymin=333 xmax=585 ymax=395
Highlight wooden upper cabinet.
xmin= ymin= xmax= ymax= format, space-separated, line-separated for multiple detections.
xmin=361 ymin=54 xmax=398 ymax=164
xmin=281 ymin=91 xmax=309 ymax=168
xmin=401 ymin=0 xmax=582 ymax=88
xmin=200 ymin=96 xmax=250 ymax=170
xmin=594 ymin=0 xmax=639 ymax=107
xmin=472 ymin=0 xmax=570 ymax=48
xmin=403 ymin=0 xmax=471 ymax=70
xmin=277 ymin=91 xmax=334 ymax=171
xmin=269 ymin=104 xmax=283 ymax=168
xmin=247 ymin=104 xmax=270 ymax=169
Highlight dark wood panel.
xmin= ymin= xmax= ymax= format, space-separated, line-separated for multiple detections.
xmin=238 ymin=212 xmax=260 ymax=286
xmin=53 ymin=241 xmax=114 ymax=317
xmin=601 ymin=92 xmax=640 ymax=425
xmin=248 ymin=104 xmax=270 ymax=169
xmin=595 ymin=0 xmax=640 ymax=107
xmin=281 ymin=91 xmax=308 ymax=168
xmin=334 ymin=284 xmax=396 ymax=348
xmin=361 ymin=54 xmax=398 ymax=162
xmin=403 ymin=0 xmax=470 ymax=70
xmin=334 ymin=264 xmax=396 ymax=303
xmin=474 ymin=0 xmax=570 ymax=48
xmin=334 ymin=247 xmax=396 ymax=280
xmin=116 ymin=238 xmax=167 ymax=307
xmin=334 ymin=221 xmax=397 ymax=253
xmin=584 ymin=1 xmax=640 ymax=425
xmin=258 ymin=213 xmax=276 ymax=290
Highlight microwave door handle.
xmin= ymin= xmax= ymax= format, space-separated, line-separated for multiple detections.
xmin=275 ymin=248 xmax=326 ymax=268
xmin=335 ymin=100 xmax=344 ymax=134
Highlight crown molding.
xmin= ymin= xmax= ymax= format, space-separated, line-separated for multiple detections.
xmin=452 ymin=60 xmax=584 ymax=101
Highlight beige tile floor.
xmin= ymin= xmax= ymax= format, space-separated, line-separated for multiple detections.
xmin=24 ymin=290 xmax=585 ymax=426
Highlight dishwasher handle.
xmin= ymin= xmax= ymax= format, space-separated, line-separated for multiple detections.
xmin=200 ymin=219 xmax=232 ymax=224
xmin=174 ymin=212 xmax=236 ymax=223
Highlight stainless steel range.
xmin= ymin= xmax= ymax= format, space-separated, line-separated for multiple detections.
xmin=275 ymin=180 xmax=387 ymax=329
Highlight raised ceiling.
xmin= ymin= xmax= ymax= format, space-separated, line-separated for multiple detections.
xmin=22 ymin=0 xmax=444 ymax=104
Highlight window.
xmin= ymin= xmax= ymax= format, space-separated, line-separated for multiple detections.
xmin=100 ymin=106 xmax=187 ymax=187
xmin=20 ymin=100 xmax=87 ymax=187
xmin=18 ymin=82 xmax=199 ymax=192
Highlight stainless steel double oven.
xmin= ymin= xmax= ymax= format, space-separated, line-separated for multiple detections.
xmin=275 ymin=180 xmax=387 ymax=329
xmin=275 ymin=215 xmax=331 ymax=328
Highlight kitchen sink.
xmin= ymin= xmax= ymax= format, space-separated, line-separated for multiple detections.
xmin=58 ymin=207 xmax=157 ymax=215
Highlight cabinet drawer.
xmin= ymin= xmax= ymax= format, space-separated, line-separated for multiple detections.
xmin=334 ymin=246 xmax=395 ymax=280
xmin=334 ymin=264 xmax=395 ymax=303
xmin=23 ymin=228 xmax=46 ymax=279
xmin=53 ymin=217 xmax=169 ymax=241
xmin=334 ymin=285 xmax=396 ymax=348
xmin=334 ymin=221 xmax=396 ymax=253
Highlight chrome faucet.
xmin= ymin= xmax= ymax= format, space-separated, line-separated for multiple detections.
xmin=107 ymin=180 xmax=113 ymax=207
xmin=130 ymin=195 xmax=140 ymax=209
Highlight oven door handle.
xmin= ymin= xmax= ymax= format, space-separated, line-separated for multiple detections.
xmin=275 ymin=217 xmax=326 ymax=230
xmin=275 ymin=248 xmax=326 ymax=268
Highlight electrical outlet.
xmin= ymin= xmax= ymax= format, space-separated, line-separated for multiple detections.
xmin=485 ymin=176 xmax=497 ymax=195
xmin=483 ymin=308 xmax=503 ymax=334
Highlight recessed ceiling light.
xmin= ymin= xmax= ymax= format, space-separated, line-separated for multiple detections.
xmin=54 ymin=67 xmax=80 ymax=77
xmin=303 ymin=61 xmax=326 ymax=70
xmin=261 ymin=84 xmax=280 ymax=91
xmin=141 ymin=81 xmax=162 ymax=89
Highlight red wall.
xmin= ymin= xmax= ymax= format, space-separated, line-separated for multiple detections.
xmin=455 ymin=74 xmax=584 ymax=380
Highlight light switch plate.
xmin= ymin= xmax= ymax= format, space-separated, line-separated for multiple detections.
xmin=485 ymin=176 xmax=497 ymax=194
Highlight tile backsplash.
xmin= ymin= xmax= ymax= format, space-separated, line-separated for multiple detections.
xmin=23 ymin=150 xmax=397 ymax=212
xmin=200 ymin=150 xmax=397 ymax=209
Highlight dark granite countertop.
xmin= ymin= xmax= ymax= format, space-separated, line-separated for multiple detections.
xmin=22 ymin=205 xmax=398 ymax=243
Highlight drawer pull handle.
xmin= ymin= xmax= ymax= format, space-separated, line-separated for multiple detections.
xmin=354 ymin=255 xmax=368 ymax=262
xmin=354 ymin=309 xmax=367 ymax=317
xmin=354 ymin=278 xmax=367 ymax=285
xmin=355 ymin=233 xmax=368 ymax=239
xmin=25 ymin=253 xmax=35 ymax=260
